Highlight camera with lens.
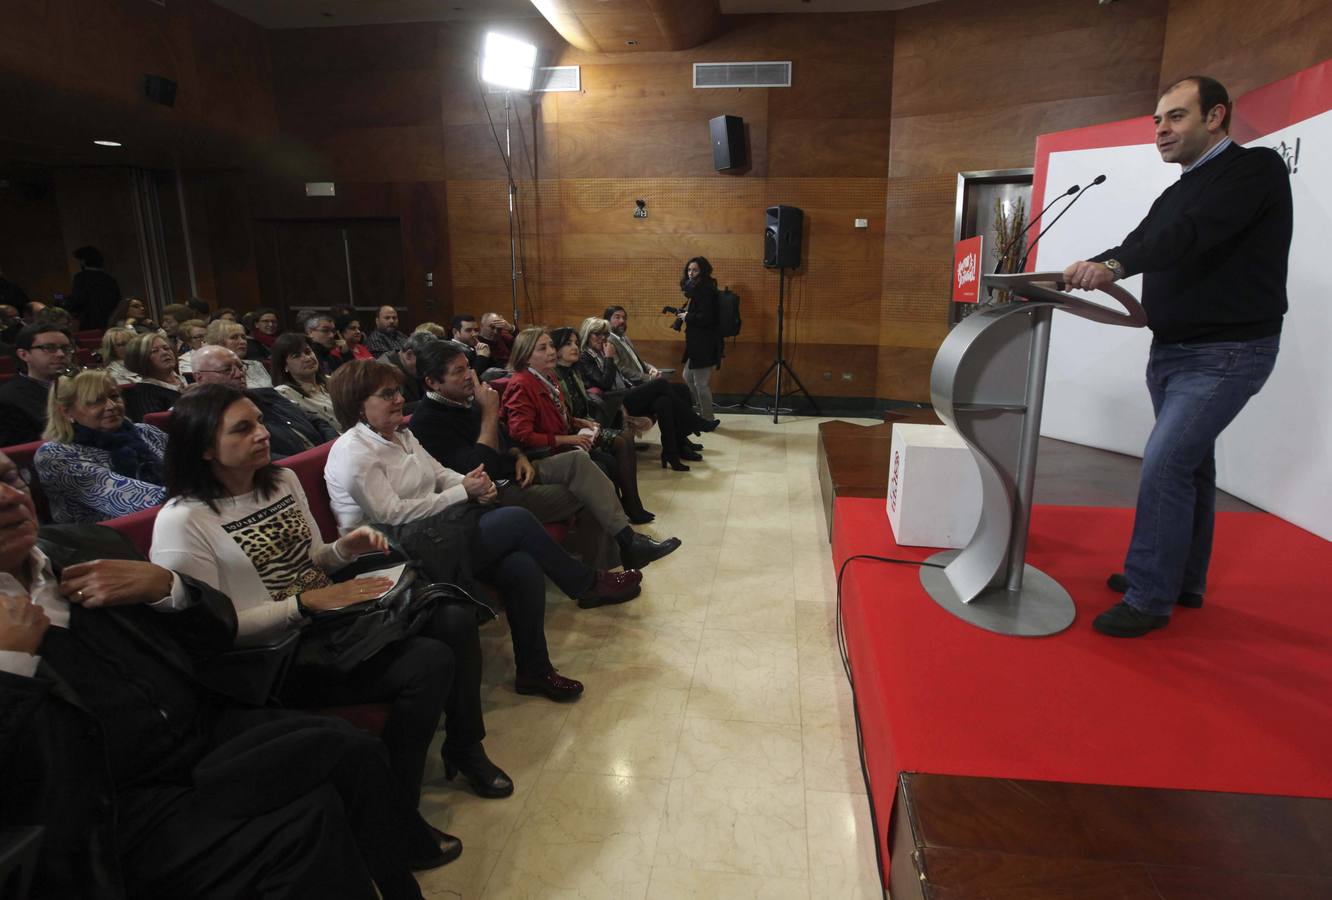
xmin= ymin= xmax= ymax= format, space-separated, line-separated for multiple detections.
xmin=662 ymin=305 xmax=684 ymax=331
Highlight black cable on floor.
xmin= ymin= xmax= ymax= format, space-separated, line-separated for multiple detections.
xmin=834 ymin=552 xmax=946 ymax=898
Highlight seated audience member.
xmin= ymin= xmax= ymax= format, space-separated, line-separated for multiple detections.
xmin=503 ymin=327 xmax=655 ymax=523
xmin=206 ymin=319 xmax=272 ymax=389
xmin=271 ymin=332 xmax=341 ymax=433
xmin=325 ymin=361 xmax=644 ymax=699
xmin=477 ymin=312 xmax=514 ymax=366
xmin=160 ymin=302 xmax=193 ymax=345
xmin=191 ymin=345 xmax=336 ymax=458
xmin=367 ymin=304 xmax=409 ymax=356
xmin=245 ymin=307 xmax=280 ymax=362
xmin=0 ymin=324 xmax=70 ymax=445
xmin=551 ymin=326 xmax=654 ymax=450
xmin=377 ymin=330 xmax=434 ymax=407
xmin=108 ymin=296 xmax=157 ymax=334
xmin=332 ymin=311 xmax=374 ymax=364
xmin=410 ymin=341 xmax=680 ymax=570
xmin=414 ymin=322 xmax=447 ymax=340
xmin=121 ymin=332 xmax=188 ymax=422
xmin=150 ymin=385 xmax=502 ymax=812
xmin=305 ymin=313 xmax=342 ymax=376
xmin=33 ymin=305 xmax=74 ymax=332
xmin=100 ymin=325 xmax=139 ymax=384
xmin=175 ymin=317 xmax=207 ymax=367
xmin=209 ymin=307 xmax=238 ymax=324
xmin=450 ymin=313 xmax=497 ymax=375
xmin=603 ymin=304 xmax=696 ymax=409
xmin=35 ymin=371 xmax=166 ymax=523
xmin=0 ymin=449 xmax=457 ymax=899
xmin=0 ymin=303 xmax=22 ymax=345
xmin=66 ymin=244 xmax=120 ymax=330
xmin=21 ymin=300 xmax=46 ymax=324
xmin=576 ymin=318 xmax=708 ymax=469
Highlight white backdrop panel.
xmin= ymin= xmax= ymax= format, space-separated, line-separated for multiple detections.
xmin=1031 ymin=112 xmax=1331 ymax=540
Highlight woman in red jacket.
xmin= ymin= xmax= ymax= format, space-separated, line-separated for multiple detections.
xmin=501 ymin=326 xmax=653 ymax=524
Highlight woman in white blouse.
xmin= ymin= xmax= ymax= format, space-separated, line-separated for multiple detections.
xmin=150 ymin=382 xmax=489 ymax=817
xmin=323 ymin=360 xmax=645 ymax=708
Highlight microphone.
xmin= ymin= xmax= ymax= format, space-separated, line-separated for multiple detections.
xmin=993 ymin=182 xmax=1079 ymax=275
xmin=1017 ymin=175 xmax=1107 ymax=273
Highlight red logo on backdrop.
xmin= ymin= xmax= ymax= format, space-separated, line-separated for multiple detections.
xmin=952 ymin=235 xmax=983 ymax=303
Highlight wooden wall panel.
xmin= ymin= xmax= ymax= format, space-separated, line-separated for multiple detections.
xmin=878 ymin=0 xmax=1170 ymax=400
xmin=1160 ymin=0 xmax=1332 ymax=97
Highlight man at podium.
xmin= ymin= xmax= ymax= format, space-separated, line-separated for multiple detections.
xmin=1061 ymin=76 xmax=1293 ymax=638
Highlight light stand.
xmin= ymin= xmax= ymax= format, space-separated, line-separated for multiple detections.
xmin=739 ymin=266 xmax=821 ymax=423
xmin=503 ymin=91 xmax=521 ymax=329
xmin=480 ymin=31 xmax=537 ymax=328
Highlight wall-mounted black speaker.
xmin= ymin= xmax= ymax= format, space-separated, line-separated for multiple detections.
xmin=144 ymin=75 xmax=177 ymax=107
xmin=709 ymin=115 xmax=747 ymax=171
xmin=764 ymin=205 xmax=803 ymax=269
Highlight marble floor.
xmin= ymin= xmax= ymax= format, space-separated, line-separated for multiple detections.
xmin=417 ymin=413 xmax=886 ymax=900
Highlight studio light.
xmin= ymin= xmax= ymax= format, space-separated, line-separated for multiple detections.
xmin=481 ymin=32 xmax=537 ymax=92
xmin=93 ymin=140 xmax=123 ymax=147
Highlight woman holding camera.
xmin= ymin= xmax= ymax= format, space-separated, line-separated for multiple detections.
xmin=678 ymin=256 xmax=723 ymax=428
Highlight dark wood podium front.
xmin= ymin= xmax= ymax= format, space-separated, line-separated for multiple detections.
xmin=889 ymin=772 xmax=1332 ymax=899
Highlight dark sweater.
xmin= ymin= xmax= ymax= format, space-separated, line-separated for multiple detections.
xmin=409 ymin=396 xmax=518 ymax=480
xmin=1092 ymin=141 xmax=1292 ymax=343
xmin=0 ymin=374 xmax=50 ymax=446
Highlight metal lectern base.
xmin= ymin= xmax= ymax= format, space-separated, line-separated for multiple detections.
xmin=919 ymin=550 xmax=1076 ymax=637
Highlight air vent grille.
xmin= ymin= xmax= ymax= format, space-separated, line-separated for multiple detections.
xmin=693 ymin=61 xmax=791 ymax=89
xmin=537 ymin=66 xmax=580 ymax=93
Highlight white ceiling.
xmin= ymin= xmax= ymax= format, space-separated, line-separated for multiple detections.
xmin=212 ymin=0 xmax=943 ymax=30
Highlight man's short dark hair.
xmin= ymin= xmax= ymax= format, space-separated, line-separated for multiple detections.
xmin=415 ymin=339 xmax=469 ymax=383
xmin=186 ymin=297 xmax=211 ymax=317
xmin=603 ymin=305 xmax=626 ymax=322
xmin=1166 ymin=75 xmax=1231 ymax=132
xmin=15 ymin=324 xmax=70 ymax=351
xmin=451 ymin=313 xmax=477 ymax=334
xmin=20 ymin=301 xmax=43 ymax=320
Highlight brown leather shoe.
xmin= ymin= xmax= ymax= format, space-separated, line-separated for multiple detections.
xmin=514 ymin=669 xmax=585 ymax=702
xmin=577 ymin=569 xmax=643 ymax=609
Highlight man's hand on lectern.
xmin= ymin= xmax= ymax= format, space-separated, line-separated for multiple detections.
xmin=1062 ymin=261 xmax=1117 ymax=292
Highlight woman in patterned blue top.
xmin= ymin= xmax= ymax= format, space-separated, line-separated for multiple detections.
xmin=35 ymin=369 xmax=166 ymax=523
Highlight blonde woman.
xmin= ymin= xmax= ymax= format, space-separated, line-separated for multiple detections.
xmin=204 ymin=318 xmax=272 ymax=388
xmin=121 ymin=332 xmax=187 ymax=422
xmin=34 ymin=370 xmax=166 ymax=523
xmin=99 ymin=326 xmax=139 ymax=385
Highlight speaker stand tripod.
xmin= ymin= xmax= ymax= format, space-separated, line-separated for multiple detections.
xmin=739 ymin=266 xmax=821 ymax=423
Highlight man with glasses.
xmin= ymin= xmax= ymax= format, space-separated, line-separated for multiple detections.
xmin=0 ymin=325 xmax=73 ymax=445
xmin=191 ymin=345 xmax=337 ymax=459
xmin=305 ymin=313 xmax=342 ymax=376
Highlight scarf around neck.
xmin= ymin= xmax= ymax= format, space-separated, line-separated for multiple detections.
xmin=73 ymin=420 xmax=163 ymax=484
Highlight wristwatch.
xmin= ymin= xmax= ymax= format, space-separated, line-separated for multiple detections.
xmin=1102 ymin=259 xmax=1125 ymax=280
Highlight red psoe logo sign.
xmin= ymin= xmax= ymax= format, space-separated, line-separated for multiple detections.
xmin=952 ymin=235 xmax=983 ymax=303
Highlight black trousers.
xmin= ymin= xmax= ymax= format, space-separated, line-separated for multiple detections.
xmin=278 ymin=632 xmax=455 ymax=809
xmin=119 ymin=711 xmax=431 ymax=900
xmin=622 ymin=377 xmax=703 ymax=452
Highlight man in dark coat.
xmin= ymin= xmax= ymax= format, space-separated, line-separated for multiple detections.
xmin=0 ymin=450 xmax=449 ymax=899
xmin=190 ymin=344 xmax=337 ymax=457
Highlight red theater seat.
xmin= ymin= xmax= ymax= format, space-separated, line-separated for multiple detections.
xmin=101 ymin=504 xmax=162 ymax=557
xmin=142 ymin=410 xmax=172 ymax=431
xmin=274 ymin=441 xmax=339 ymax=543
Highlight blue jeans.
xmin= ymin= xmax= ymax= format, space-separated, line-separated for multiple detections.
xmin=1122 ymin=336 xmax=1279 ymax=615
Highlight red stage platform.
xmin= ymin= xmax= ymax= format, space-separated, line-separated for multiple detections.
xmin=830 ymin=497 xmax=1332 ymax=882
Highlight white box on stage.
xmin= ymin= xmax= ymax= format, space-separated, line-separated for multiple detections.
xmin=886 ymin=424 xmax=982 ymax=549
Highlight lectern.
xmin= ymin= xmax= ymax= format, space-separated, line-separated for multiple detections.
xmin=919 ymin=272 xmax=1146 ymax=636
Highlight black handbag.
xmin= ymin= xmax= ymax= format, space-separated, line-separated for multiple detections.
xmin=294 ymin=566 xmax=496 ymax=677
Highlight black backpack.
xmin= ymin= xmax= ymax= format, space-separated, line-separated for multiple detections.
xmin=716 ymin=287 xmax=742 ymax=338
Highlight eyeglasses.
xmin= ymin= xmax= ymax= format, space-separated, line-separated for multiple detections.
xmin=30 ymin=343 xmax=73 ymax=354
xmin=372 ymin=387 xmax=403 ymax=401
